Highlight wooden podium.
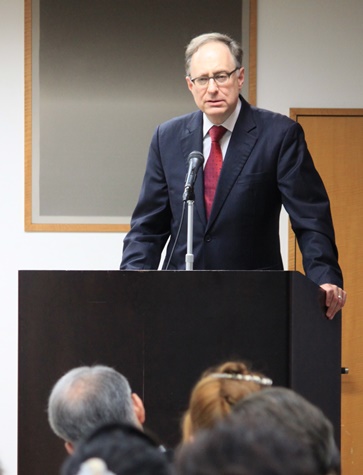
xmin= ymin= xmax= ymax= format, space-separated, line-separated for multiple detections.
xmin=18 ymin=270 xmax=341 ymax=475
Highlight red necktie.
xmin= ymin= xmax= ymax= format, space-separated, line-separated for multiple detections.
xmin=204 ymin=125 xmax=227 ymax=219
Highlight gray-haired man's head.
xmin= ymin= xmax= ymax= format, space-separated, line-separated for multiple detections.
xmin=48 ymin=365 xmax=145 ymax=453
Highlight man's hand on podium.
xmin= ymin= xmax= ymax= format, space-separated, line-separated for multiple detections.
xmin=320 ymin=283 xmax=347 ymax=320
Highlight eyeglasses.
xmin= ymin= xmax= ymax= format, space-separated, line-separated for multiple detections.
xmin=190 ymin=67 xmax=239 ymax=87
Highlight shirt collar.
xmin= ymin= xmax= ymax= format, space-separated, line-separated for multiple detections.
xmin=203 ymin=98 xmax=242 ymax=138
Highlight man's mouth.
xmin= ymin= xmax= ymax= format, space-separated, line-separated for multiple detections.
xmin=207 ymin=99 xmax=224 ymax=106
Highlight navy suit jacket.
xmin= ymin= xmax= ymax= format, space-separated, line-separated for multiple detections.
xmin=121 ymin=97 xmax=343 ymax=287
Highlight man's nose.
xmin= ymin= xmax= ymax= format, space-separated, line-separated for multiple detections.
xmin=207 ymin=78 xmax=218 ymax=92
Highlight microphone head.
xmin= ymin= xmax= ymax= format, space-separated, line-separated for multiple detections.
xmin=183 ymin=151 xmax=205 ymax=202
xmin=188 ymin=151 xmax=204 ymax=167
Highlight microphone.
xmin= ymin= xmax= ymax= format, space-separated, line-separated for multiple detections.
xmin=183 ymin=151 xmax=204 ymax=201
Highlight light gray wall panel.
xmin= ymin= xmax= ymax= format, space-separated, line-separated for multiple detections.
xmin=34 ymin=0 xmax=243 ymax=220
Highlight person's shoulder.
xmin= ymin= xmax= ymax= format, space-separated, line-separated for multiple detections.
xmin=250 ymin=103 xmax=295 ymax=127
xmin=158 ymin=110 xmax=202 ymax=133
xmin=247 ymin=103 xmax=304 ymax=140
xmin=239 ymin=96 xmax=292 ymax=126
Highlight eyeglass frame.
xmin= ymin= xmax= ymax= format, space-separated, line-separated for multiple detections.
xmin=189 ymin=67 xmax=240 ymax=87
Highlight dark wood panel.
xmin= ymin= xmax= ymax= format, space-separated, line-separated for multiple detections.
xmin=18 ymin=270 xmax=340 ymax=474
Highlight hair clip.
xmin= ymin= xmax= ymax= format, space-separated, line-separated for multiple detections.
xmin=210 ymin=373 xmax=273 ymax=386
xmin=76 ymin=458 xmax=116 ymax=475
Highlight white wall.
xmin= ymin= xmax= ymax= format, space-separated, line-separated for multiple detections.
xmin=1 ymin=1 xmax=362 ymax=473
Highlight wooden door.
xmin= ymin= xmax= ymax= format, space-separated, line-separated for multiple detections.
xmin=289 ymin=109 xmax=363 ymax=475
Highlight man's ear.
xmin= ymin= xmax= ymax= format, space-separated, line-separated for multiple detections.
xmin=186 ymin=76 xmax=194 ymax=92
xmin=131 ymin=392 xmax=146 ymax=425
xmin=64 ymin=441 xmax=74 ymax=454
xmin=238 ymin=67 xmax=245 ymax=91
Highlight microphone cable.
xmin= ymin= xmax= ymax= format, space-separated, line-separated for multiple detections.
xmin=164 ymin=200 xmax=186 ymax=270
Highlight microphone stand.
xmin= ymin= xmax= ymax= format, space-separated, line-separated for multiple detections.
xmin=185 ymin=198 xmax=195 ymax=270
xmin=182 ymin=151 xmax=204 ymax=271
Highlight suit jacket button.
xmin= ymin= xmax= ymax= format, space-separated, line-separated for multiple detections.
xmin=205 ymin=234 xmax=212 ymax=242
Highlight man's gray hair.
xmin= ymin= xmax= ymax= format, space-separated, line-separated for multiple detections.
xmin=48 ymin=365 xmax=137 ymax=444
xmin=232 ymin=387 xmax=341 ymax=475
xmin=185 ymin=32 xmax=243 ymax=76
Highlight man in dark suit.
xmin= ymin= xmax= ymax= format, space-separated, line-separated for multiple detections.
xmin=120 ymin=32 xmax=346 ymax=319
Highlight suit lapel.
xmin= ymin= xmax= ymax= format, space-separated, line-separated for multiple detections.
xmin=207 ymin=98 xmax=258 ymax=228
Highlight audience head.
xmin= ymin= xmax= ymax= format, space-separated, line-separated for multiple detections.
xmin=176 ymin=412 xmax=325 ymax=475
xmin=48 ymin=365 xmax=145 ymax=453
xmin=232 ymin=387 xmax=340 ymax=475
xmin=181 ymin=360 xmax=272 ymax=442
xmin=61 ymin=423 xmax=171 ymax=475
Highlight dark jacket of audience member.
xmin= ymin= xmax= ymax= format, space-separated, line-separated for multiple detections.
xmin=61 ymin=423 xmax=171 ymax=475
